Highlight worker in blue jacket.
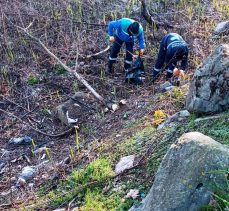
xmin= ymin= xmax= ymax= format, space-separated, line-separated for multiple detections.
xmin=107 ymin=18 xmax=145 ymax=74
xmin=152 ymin=33 xmax=189 ymax=82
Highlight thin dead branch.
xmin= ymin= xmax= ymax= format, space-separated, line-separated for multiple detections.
xmin=0 ymin=108 xmax=74 ymax=137
xmin=11 ymin=21 xmax=106 ymax=105
xmin=86 ymin=45 xmax=110 ymax=59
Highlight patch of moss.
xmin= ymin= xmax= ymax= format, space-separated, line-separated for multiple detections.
xmin=27 ymin=75 xmax=39 ymax=85
xmin=47 ymin=158 xmax=114 ymax=208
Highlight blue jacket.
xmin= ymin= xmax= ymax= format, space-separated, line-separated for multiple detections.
xmin=108 ymin=18 xmax=145 ymax=49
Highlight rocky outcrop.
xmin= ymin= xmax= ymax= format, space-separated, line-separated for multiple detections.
xmin=214 ymin=20 xmax=229 ymax=36
xmin=186 ymin=44 xmax=229 ymax=113
xmin=135 ymin=132 xmax=229 ymax=211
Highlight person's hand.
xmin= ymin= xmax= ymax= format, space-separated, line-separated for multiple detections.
xmin=173 ymin=68 xmax=180 ymax=77
xmin=109 ymin=36 xmax=115 ymax=43
xmin=140 ymin=49 xmax=144 ymax=56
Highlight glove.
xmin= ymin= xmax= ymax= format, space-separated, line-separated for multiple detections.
xmin=173 ymin=68 xmax=180 ymax=77
xmin=109 ymin=36 xmax=115 ymax=43
xmin=179 ymin=69 xmax=185 ymax=80
xmin=140 ymin=49 xmax=144 ymax=56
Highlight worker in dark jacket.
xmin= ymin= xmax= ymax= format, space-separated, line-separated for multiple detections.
xmin=152 ymin=33 xmax=188 ymax=82
xmin=107 ymin=18 xmax=145 ymax=74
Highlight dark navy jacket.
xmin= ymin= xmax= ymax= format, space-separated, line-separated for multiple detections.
xmin=162 ymin=33 xmax=189 ymax=70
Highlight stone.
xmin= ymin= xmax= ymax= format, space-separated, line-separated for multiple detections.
xmin=179 ymin=110 xmax=190 ymax=117
xmin=214 ymin=20 xmax=229 ymax=35
xmin=186 ymin=44 xmax=229 ymax=113
xmin=159 ymin=81 xmax=173 ymax=92
xmin=139 ymin=132 xmax=229 ymax=211
xmin=19 ymin=166 xmax=36 ymax=180
xmin=115 ymin=155 xmax=135 ymax=174
xmin=56 ymin=92 xmax=88 ymax=126
xmin=8 ymin=135 xmax=32 ymax=145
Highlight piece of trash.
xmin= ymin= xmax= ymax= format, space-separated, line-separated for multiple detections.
xmin=125 ymin=189 xmax=139 ymax=199
xmin=112 ymin=104 xmax=119 ymax=111
xmin=23 ymin=155 xmax=31 ymax=164
xmin=41 ymin=154 xmax=46 ymax=160
xmin=160 ymin=81 xmax=173 ymax=91
xmin=123 ymin=112 xmax=129 ymax=120
xmin=116 ymin=134 xmax=121 ymax=137
xmin=104 ymin=107 xmax=109 ymax=113
xmin=8 ymin=135 xmax=33 ymax=145
xmin=66 ymin=111 xmax=78 ymax=124
xmin=1 ymin=149 xmax=10 ymax=158
xmin=140 ymin=192 xmax=145 ymax=198
xmin=0 ymin=160 xmax=6 ymax=171
xmin=18 ymin=166 xmax=36 ymax=184
xmin=119 ymin=99 xmax=127 ymax=105
xmin=115 ymin=155 xmax=135 ymax=174
xmin=34 ymin=146 xmax=47 ymax=154
xmin=74 ymin=103 xmax=81 ymax=107
xmin=165 ymin=85 xmax=175 ymax=91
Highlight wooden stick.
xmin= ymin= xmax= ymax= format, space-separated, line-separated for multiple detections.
xmin=0 ymin=108 xmax=74 ymax=137
xmin=14 ymin=23 xmax=106 ymax=105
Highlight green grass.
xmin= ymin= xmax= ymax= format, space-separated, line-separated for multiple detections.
xmin=47 ymin=158 xmax=114 ymax=207
xmin=54 ymin=64 xmax=67 ymax=75
xmin=27 ymin=75 xmax=39 ymax=85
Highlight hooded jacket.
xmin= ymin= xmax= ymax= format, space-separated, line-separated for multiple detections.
xmin=108 ymin=18 xmax=145 ymax=49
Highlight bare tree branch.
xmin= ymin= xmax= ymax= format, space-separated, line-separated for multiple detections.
xmin=12 ymin=22 xmax=106 ymax=105
xmin=0 ymin=108 xmax=74 ymax=137
xmin=86 ymin=45 xmax=110 ymax=59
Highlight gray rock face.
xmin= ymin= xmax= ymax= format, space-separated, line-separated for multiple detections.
xmin=186 ymin=44 xmax=229 ymax=113
xmin=141 ymin=132 xmax=229 ymax=211
xmin=214 ymin=20 xmax=229 ymax=35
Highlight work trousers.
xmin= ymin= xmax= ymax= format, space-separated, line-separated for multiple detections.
xmin=108 ymin=36 xmax=134 ymax=70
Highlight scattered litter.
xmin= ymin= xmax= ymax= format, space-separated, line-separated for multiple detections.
xmin=1 ymin=149 xmax=10 ymax=158
xmin=123 ymin=112 xmax=129 ymax=120
xmin=8 ymin=135 xmax=33 ymax=146
xmin=112 ymin=104 xmax=119 ymax=111
xmin=115 ymin=155 xmax=135 ymax=174
xmin=40 ymin=154 xmax=46 ymax=160
xmin=165 ymin=85 xmax=175 ymax=91
xmin=66 ymin=111 xmax=78 ymax=124
xmin=23 ymin=155 xmax=31 ymax=164
xmin=11 ymin=156 xmax=24 ymax=163
xmin=119 ymin=99 xmax=127 ymax=105
xmin=18 ymin=166 xmax=36 ymax=184
xmin=160 ymin=81 xmax=173 ymax=92
xmin=0 ymin=160 xmax=6 ymax=171
xmin=104 ymin=107 xmax=109 ymax=113
xmin=140 ymin=192 xmax=145 ymax=198
xmin=34 ymin=146 xmax=47 ymax=154
xmin=125 ymin=189 xmax=139 ymax=199
xmin=28 ymin=183 xmax=34 ymax=188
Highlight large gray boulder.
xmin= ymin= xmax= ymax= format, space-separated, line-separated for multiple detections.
xmin=186 ymin=44 xmax=229 ymax=113
xmin=140 ymin=132 xmax=229 ymax=211
xmin=214 ymin=20 xmax=229 ymax=36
